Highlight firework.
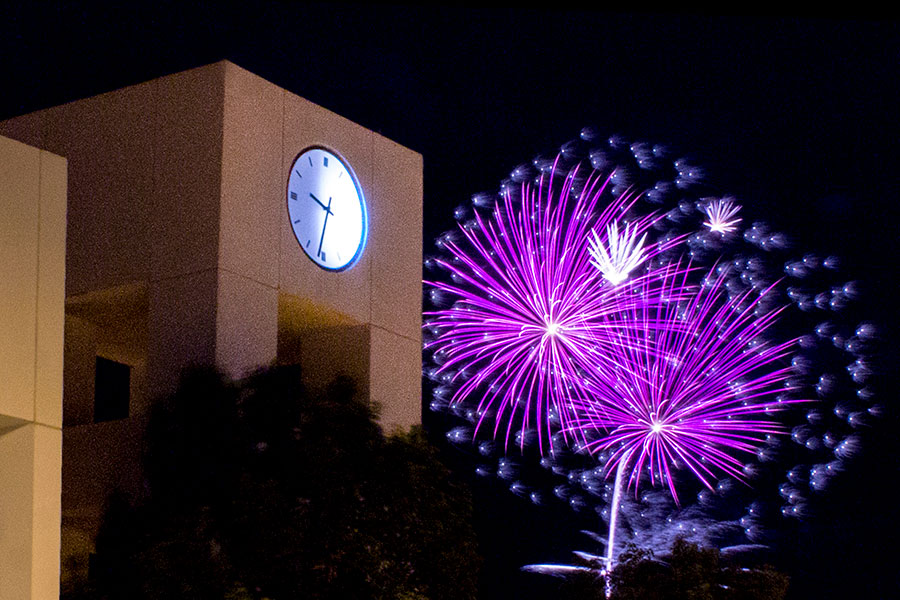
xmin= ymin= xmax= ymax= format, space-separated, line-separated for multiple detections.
xmin=571 ymin=266 xmax=799 ymax=504
xmin=427 ymin=129 xmax=880 ymax=584
xmin=702 ymin=198 xmax=742 ymax=234
xmin=425 ymin=156 xmax=684 ymax=454
xmin=567 ymin=265 xmax=800 ymax=573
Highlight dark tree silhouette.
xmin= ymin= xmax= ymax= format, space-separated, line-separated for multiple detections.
xmin=75 ymin=365 xmax=480 ymax=600
xmin=557 ymin=539 xmax=789 ymax=600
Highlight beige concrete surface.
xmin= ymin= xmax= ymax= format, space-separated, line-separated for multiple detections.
xmin=220 ymin=62 xmax=283 ymax=288
xmin=216 ymin=268 xmax=279 ymax=379
xmin=46 ymin=80 xmax=157 ymax=295
xmin=61 ymin=315 xmax=98 ymax=427
xmin=151 ymin=64 xmax=224 ymax=282
xmin=370 ymin=131 xmax=423 ymax=343
xmin=147 ymin=268 xmax=218 ymax=396
xmin=32 ymin=425 xmax=63 ymax=599
xmin=370 ymin=325 xmax=423 ymax=432
xmin=0 ymin=423 xmax=37 ymax=599
xmin=0 ymin=135 xmax=66 ymax=600
xmin=35 ymin=151 xmax=68 ymax=429
xmin=0 ymin=136 xmax=40 ymax=421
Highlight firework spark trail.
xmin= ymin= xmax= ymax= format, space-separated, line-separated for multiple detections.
xmin=425 ymin=157 xmax=687 ymax=454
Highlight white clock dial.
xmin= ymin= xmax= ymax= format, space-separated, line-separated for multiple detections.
xmin=287 ymin=147 xmax=367 ymax=271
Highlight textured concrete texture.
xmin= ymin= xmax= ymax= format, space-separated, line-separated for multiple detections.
xmin=0 ymin=135 xmax=66 ymax=600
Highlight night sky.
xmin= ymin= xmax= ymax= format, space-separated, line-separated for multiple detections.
xmin=3 ymin=6 xmax=898 ymax=598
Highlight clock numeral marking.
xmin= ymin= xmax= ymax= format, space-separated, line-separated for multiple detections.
xmin=290 ymin=191 xmax=298 ymax=201
xmin=293 ymin=219 xmax=301 ymax=224
xmin=338 ymin=171 xmax=343 ymax=178
xmin=308 ymin=156 xmax=313 ymax=167
xmin=323 ymin=156 xmax=329 ymax=167
xmin=295 ymin=170 xmax=302 ymax=178
xmin=306 ymin=239 xmax=311 ymax=248
xmin=320 ymin=251 xmax=326 ymax=261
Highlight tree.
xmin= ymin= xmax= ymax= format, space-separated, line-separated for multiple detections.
xmin=75 ymin=365 xmax=480 ymax=599
xmin=558 ymin=539 xmax=789 ymax=600
xmin=606 ymin=545 xmax=671 ymax=600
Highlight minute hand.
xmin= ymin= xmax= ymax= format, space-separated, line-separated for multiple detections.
xmin=318 ymin=196 xmax=333 ymax=259
xmin=309 ymin=193 xmax=334 ymax=215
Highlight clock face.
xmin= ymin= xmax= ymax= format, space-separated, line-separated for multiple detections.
xmin=287 ymin=147 xmax=367 ymax=271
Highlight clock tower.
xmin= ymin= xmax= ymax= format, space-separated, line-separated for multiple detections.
xmin=0 ymin=61 xmax=423 ymax=591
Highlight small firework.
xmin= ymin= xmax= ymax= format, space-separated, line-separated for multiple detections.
xmin=588 ymin=221 xmax=649 ymax=285
xmin=703 ymin=198 xmax=742 ymax=234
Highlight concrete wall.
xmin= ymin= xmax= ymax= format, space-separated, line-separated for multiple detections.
xmin=0 ymin=64 xmax=225 ymax=399
xmin=220 ymin=62 xmax=423 ymax=431
xmin=0 ymin=135 xmax=66 ymax=600
xmin=0 ymin=66 xmax=227 ymax=582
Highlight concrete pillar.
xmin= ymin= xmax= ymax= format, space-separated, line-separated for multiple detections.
xmin=0 ymin=135 xmax=66 ymax=600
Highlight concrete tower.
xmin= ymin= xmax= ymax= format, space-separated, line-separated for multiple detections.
xmin=0 ymin=61 xmax=423 ymax=592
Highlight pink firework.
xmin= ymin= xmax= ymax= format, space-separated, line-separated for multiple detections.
xmin=425 ymin=156 xmax=685 ymax=454
xmin=558 ymin=264 xmax=803 ymax=576
xmin=571 ymin=265 xmax=801 ymax=504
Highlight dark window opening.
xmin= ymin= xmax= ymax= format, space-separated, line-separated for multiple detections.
xmin=87 ymin=552 xmax=99 ymax=581
xmin=94 ymin=357 xmax=130 ymax=423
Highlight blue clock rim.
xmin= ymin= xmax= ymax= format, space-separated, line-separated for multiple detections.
xmin=286 ymin=145 xmax=368 ymax=272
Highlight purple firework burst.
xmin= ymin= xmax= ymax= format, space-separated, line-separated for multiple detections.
xmin=425 ymin=157 xmax=684 ymax=454
xmin=570 ymin=265 xmax=801 ymax=504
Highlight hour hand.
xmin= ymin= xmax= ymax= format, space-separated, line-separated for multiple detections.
xmin=309 ymin=193 xmax=334 ymax=215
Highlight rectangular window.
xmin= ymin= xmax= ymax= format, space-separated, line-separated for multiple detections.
xmin=94 ymin=357 xmax=130 ymax=422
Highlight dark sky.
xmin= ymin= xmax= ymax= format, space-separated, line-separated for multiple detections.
xmin=3 ymin=5 xmax=898 ymax=598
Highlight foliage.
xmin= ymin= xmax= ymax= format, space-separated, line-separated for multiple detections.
xmin=73 ymin=366 xmax=480 ymax=600
xmin=556 ymin=568 xmax=607 ymax=600
xmin=558 ymin=539 xmax=788 ymax=600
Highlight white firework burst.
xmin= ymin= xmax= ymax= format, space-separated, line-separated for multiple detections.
xmin=588 ymin=221 xmax=648 ymax=285
xmin=703 ymin=198 xmax=742 ymax=234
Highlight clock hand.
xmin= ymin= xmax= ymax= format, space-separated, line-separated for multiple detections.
xmin=318 ymin=196 xmax=333 ymax=259
xmin=309 ymin=193 xmax=334 ymax=215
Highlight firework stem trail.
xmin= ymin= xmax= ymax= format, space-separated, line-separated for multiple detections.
xmin=605 ymin=458 xmax=628 ymax=597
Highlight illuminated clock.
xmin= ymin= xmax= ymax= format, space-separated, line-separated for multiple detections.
xmin=286 ymin=146 xmax=368 ymax=271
